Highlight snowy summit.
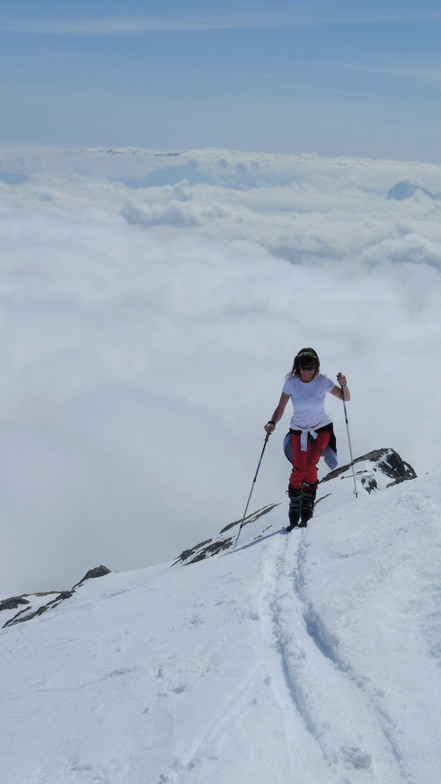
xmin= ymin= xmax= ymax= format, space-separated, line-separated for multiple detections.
xmin=1 ymin=447 xmax=441 ymax=784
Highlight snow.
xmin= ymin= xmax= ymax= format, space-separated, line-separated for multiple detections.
xmin=1 ymin=467 xmax=441 ymax=783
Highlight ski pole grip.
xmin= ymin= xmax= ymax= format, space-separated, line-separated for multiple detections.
xmin=337 ymin=372 xmax=346 ymax=400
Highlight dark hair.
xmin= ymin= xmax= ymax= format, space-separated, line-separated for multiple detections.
xmin=286 ymin=347 xmax=320 ymax=378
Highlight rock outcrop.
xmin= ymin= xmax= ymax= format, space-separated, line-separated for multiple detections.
xmin=320 ymin=447 xmax=417 ymax=491
xmin=1 ymin=565 xmax=111 ymax=629
xmin=174 ymin=447 xmax=417 ymax=566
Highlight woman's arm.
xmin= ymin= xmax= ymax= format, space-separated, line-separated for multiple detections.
xmin=330 ymin=372 xmax=351 ymax=401
xmin=264 ymin=392 xmax=290 ymax=432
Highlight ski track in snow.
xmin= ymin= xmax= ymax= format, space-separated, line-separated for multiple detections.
xmin=255 ymin=529 xmax=418 ymax=784
xmin=2 ymin=472 xmax=441 ymax=784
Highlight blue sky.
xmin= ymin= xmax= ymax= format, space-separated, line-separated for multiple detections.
xmin=2 ymin=0 xmax=441 ymax=160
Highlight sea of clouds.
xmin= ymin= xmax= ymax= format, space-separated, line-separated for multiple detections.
xmin=0 ymin=145 xmax=440 ymax=595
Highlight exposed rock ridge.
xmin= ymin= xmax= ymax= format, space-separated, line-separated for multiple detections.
xmin=0 ymin=448 xmax=418 ymax=625
xmin=173 ymin=504 xmax=280 ymax=566
xmin=174 ymin=447 xmax=417 ymax=566
xmin=321 ymin=447 xmax=417 ymax=490
xmin=1 ymin=565 xmax=111 ymax=629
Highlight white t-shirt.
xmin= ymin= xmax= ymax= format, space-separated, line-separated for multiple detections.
xmin=282 ymin=373 xmax=335 ymax=430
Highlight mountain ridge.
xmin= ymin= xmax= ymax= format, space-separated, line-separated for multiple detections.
xmin=1 ymin=451 xmax=440 ymax=783
xmin=0 ymin=447 xmax=415 ymax=626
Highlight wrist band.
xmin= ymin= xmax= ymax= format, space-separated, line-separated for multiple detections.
xmin=268 ymin=420 xmax=276 ymax=425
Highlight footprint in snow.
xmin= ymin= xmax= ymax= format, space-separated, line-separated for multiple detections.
xmin=340 ymin=745 xmax=372 ymax=769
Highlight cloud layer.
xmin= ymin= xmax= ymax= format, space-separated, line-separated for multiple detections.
xmin=0 ymin=146 xmax=440 ymax=595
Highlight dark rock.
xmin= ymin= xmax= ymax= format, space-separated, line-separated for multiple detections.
xmin=0 ymin=596 xmax=29 ymax=612
xmin=173 ymin=504 xmax=280 ymax=566
xmin=185 ymin=538 xmax=233 ymax=564
xmin=2 ymin=566 xmax=112 ymax=628
xmin=173 ymin=540 xmax=213 ymax=565
xmin=3 ymin=591 xmax=75 ymax=628
xmin=361 ymin=476 xmax=378 ymax=494
xmin=321 ymin=448 xmax=416 ymax=487
xmin=72 ymin=565 xmax=111 ymax=589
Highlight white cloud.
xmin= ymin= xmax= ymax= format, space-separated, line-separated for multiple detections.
xmin=3 ymin=2 xmax=441 ymax=36
xmin=0 ymin=146 xmax=440 ymax=595
xmin=339 ymin=59 xmax=441 ymax=85
xmin=0 ymin=7 xmax=327 ymax=36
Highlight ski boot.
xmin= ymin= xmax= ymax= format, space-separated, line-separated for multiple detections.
xmin=286 ymin=487 xmax=302 ymax=532
xmin=299 ymin=481 xmax=317 ymax=527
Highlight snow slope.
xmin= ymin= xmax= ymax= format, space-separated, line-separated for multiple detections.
xmin=1 ymin=462 xmax=441 ymax=784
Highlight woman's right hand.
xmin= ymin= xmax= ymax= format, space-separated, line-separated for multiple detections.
xmin=264 ymin=421 xmax=276 ymax=433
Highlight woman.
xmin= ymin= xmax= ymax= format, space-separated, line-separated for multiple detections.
xmin=264 ymin=348 xmax=350 ymax=530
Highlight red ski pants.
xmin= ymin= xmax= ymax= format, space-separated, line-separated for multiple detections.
xmin=289 ymin=430 xmax=331 ymax=489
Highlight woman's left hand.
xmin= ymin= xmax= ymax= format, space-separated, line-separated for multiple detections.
xmin=337 ymin=372 xmax=347 ymax=387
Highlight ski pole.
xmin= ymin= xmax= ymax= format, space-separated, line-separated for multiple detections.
xmin=338 ymin=373 xmax=358 ymax=498
xmin=233 ymin=431 xmax=271 ymax=549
